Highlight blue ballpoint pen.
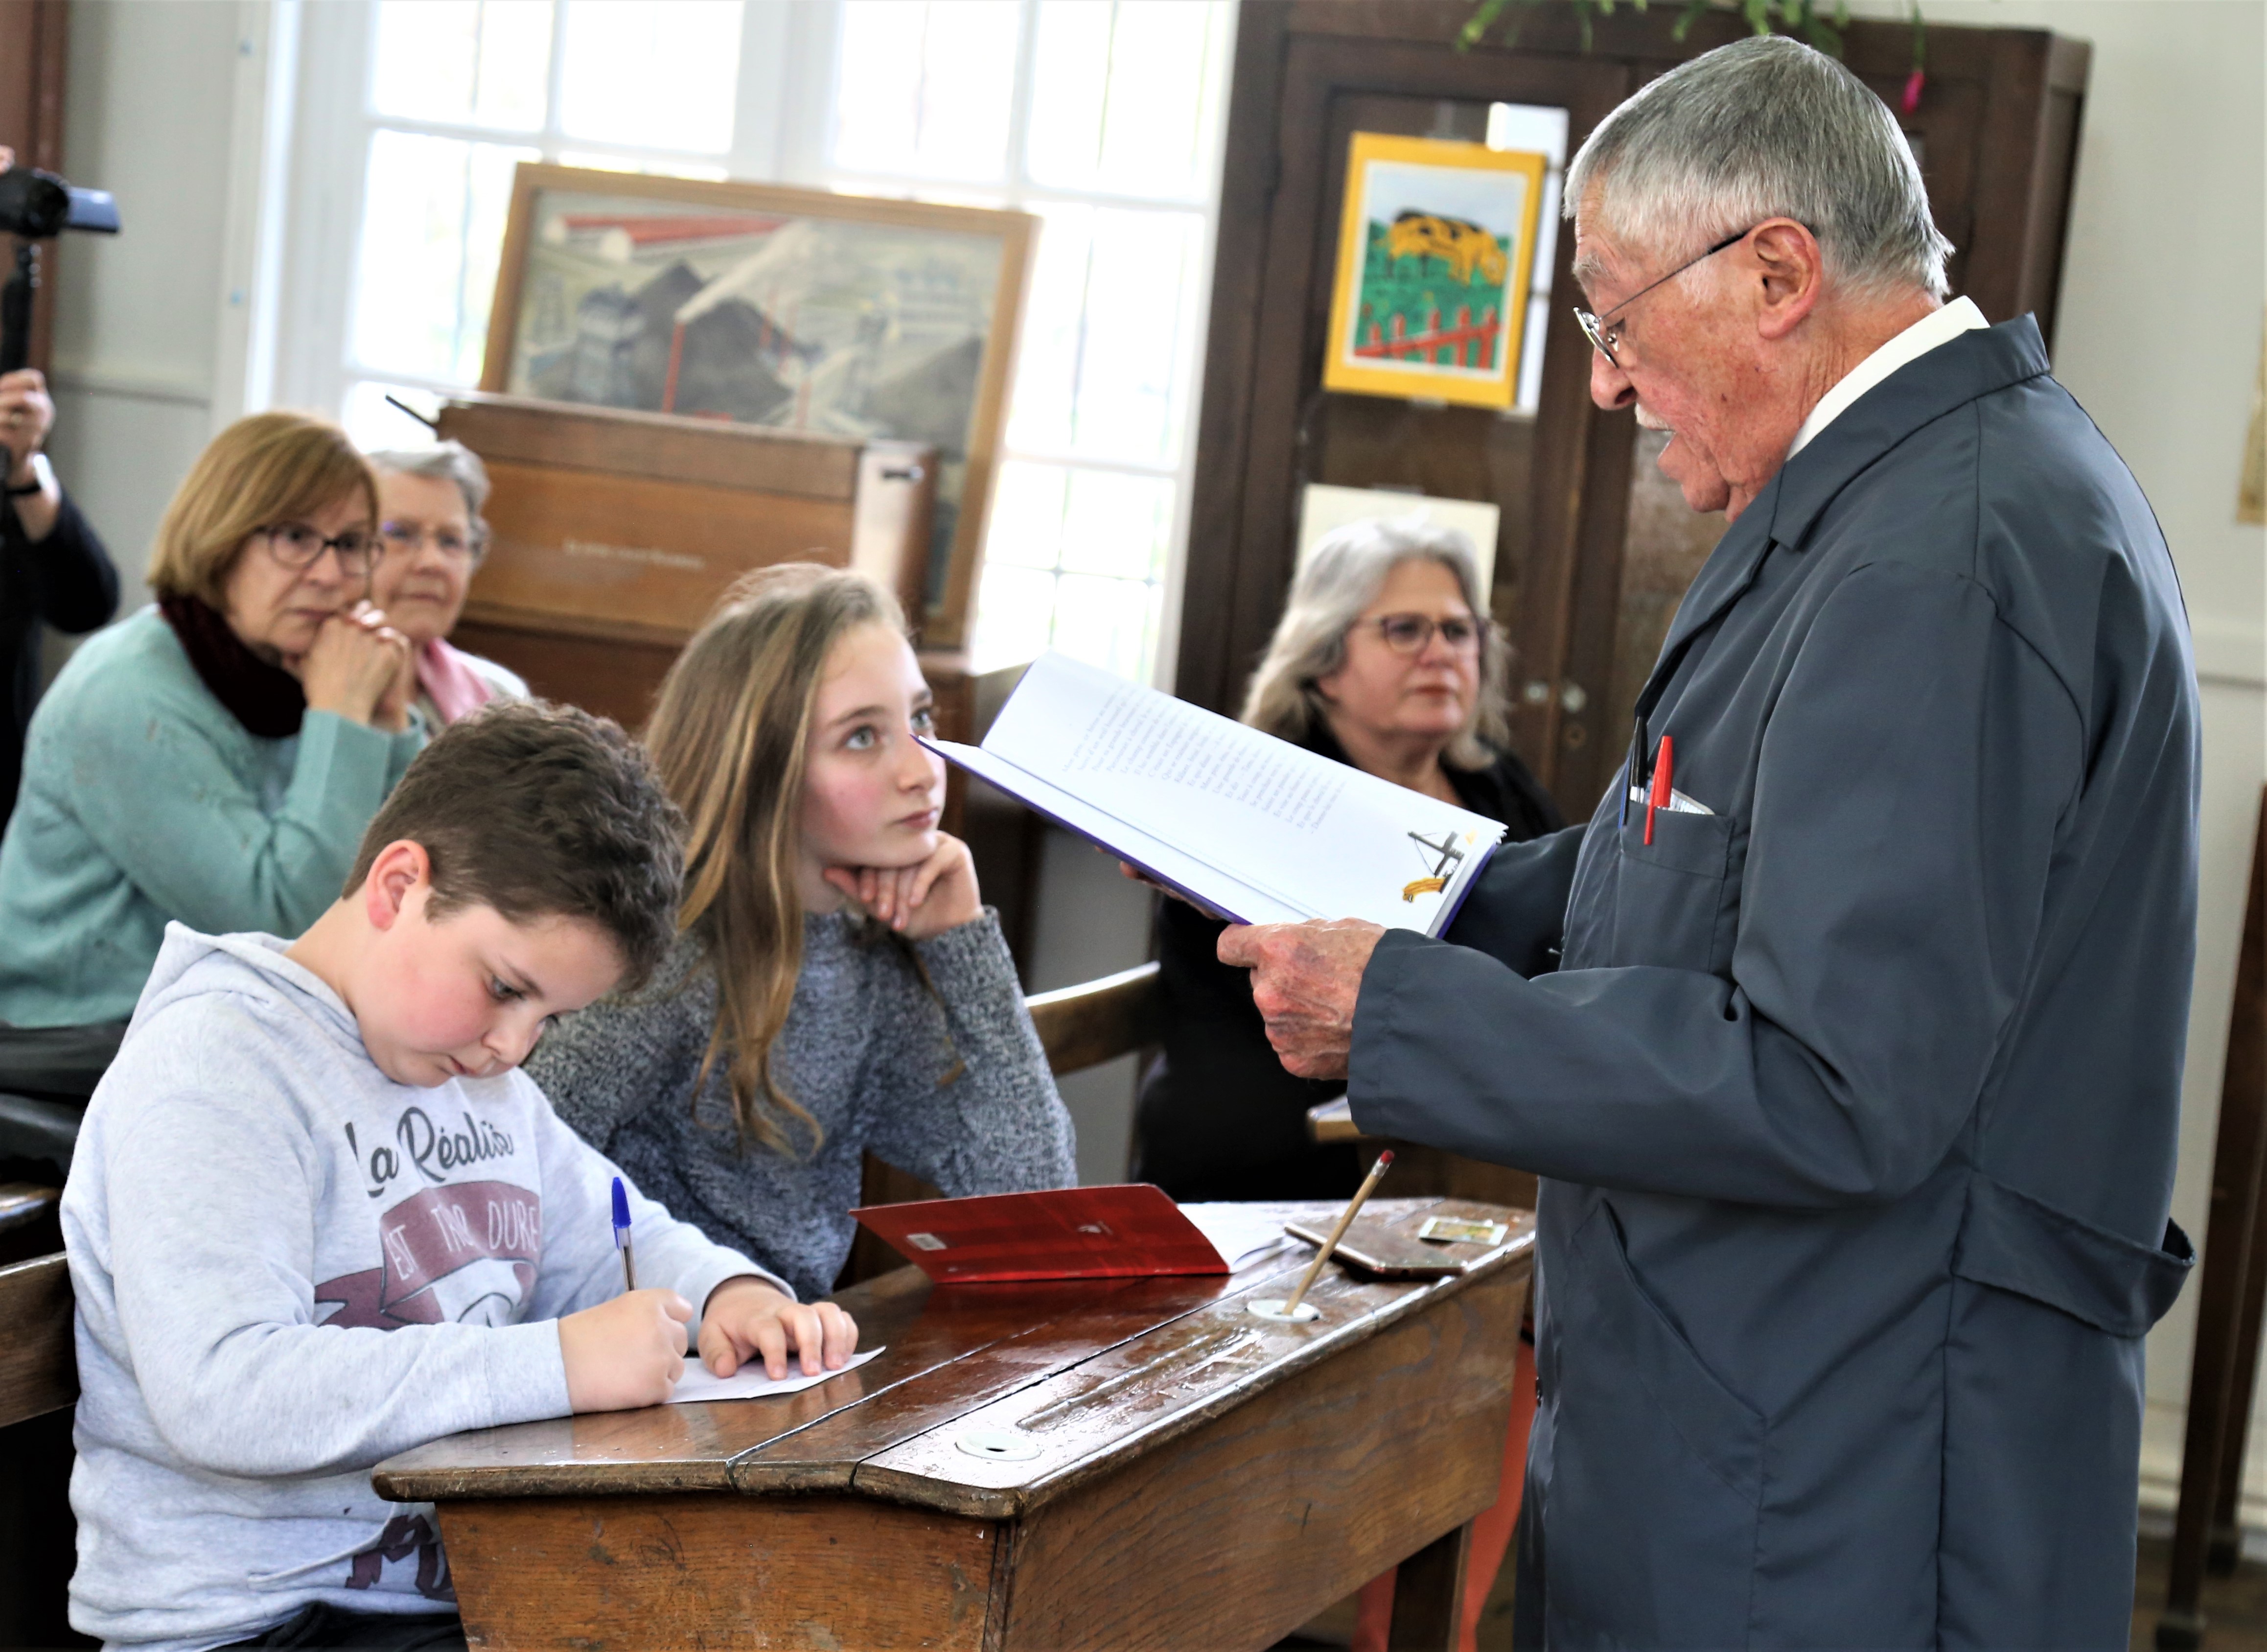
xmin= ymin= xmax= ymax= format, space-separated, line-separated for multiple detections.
xmin=610 ymin=1176 xmax=636 ymax=1293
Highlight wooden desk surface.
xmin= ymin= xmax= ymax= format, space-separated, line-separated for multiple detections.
xmin=377 ymin=1197 xmax=1530 ymax=1517
xmin=374 ymin=1197 xmax=1534 ymax=1651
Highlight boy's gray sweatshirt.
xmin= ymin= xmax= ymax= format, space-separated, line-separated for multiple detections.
xmin=62 ymin=925 xmax=787 ymax=1652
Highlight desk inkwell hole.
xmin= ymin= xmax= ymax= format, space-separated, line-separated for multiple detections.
xmin=1247 ymin=1298 xmax=1322 ymax=1323
xmin=1249 ymin=1150 xmax=1394 ymax=1325
xmin=957 ymin=1429 xmax=1040 ymax=1462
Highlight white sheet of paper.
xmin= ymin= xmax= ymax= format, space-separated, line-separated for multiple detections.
xmin=933 ymin=739 xmax=1300 ymax=926
xmin=665 ymin=1346 xmax=882 ymax=1405
xmin=1296 ymin=484 xmax=1499 ymax=605
xmin=1626 ymin=784 xmax=1714 ymax=816
xmin=934 ymin=651 xmax=1504 ymax=935
xmin=1181 ymin=1203 xmax=1303 ymax=1270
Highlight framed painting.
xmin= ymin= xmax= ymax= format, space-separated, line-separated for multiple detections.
xmin=1321 ymin=134 xmax=1547 ymax=410
xmin=483 ymin=163 xmax=1035 ymax=647
xmin=1296 ymin=483 xmax=1500 ymax=605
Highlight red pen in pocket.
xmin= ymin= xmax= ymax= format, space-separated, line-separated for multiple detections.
xmin=1645 ymin=735 xmax=1673 ymax=845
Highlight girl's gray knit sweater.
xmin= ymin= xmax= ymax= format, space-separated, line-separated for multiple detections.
xmin=526 ymin=909 xmax=1074 ymax=1300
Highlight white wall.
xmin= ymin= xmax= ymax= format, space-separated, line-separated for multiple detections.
xmin=1857 ymin=0 xmax=2266 ymax=1514
xmin=44 ymin=0 xmax=250 ymax=602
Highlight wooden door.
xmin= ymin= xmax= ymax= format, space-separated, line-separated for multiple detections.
xmin=1182 ymin=1 xmax=2088 ymax=820
xmin=1181 ymin=21 xmax=1630 ymax=815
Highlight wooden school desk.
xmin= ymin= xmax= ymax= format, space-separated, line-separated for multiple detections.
xmin=373 ymin=1197 xmax=1533 ymax=1651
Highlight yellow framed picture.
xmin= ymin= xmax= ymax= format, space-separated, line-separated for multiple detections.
xmin=1322 ymin=134 xmax=1548 ymax=410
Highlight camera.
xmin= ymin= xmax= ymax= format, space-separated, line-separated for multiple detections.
xmin=0 ymin=167 xmax=118 ymax=240
xmin=0 ymin=165 xmax=119 ymax=379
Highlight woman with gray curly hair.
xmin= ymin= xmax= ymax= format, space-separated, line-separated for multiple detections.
xmin=1132 ymin=515 xmax=1560 ymax=1201
xmin=367 ymin=441 xmax=528 ymax=728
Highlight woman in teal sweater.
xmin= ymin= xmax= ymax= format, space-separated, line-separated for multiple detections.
xmin=0 ymin=413 xmax=423 ymax=1028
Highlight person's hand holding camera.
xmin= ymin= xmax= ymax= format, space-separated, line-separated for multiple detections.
xmin=0 ymin=367 xmax=57 ymax=474
xmin=0 ymin=367 xmax=62 ymax=540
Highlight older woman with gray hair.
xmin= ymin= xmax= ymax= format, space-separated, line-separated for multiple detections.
xmin=367 ymin=442 xmax=527 ymax=726
xmin=1131 ymin=515 xmax=1559 ymax=1203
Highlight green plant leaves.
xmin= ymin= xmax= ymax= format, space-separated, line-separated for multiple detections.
xmin=1457 ymin=0 xmax=1882 ymax=59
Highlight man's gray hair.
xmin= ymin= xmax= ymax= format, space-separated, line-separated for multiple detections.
xmin=1240 ymin=516 xmax=1511 ymax=770
xmin=368 ymin=440 xmax=492 ymax=547
xmin=1567 ymin=35 xmax=1951 ymax=301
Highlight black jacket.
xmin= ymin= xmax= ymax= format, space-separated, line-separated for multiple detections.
xmin=2 ymin=489 xmax=117 ymax=827
xmin=1132 ymin=718 xmax=1560 ymax=1201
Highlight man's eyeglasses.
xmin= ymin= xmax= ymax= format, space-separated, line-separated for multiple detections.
xmin=378 ymin=519 xmax=486 ymax=564
xmin=261 ymin=522 xmax=377 ymax=577
xmin=1363 ymin=613 xmax=1481 ymax=655
xmin=1573 ymin=225 xmax=1758 ymax=369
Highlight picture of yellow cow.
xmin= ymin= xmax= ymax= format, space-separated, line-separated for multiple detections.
xmin=1385 ymin=211 xmax=1508 ymax=287
xmin=1325 ymin=133 xmax=1546 ymax=406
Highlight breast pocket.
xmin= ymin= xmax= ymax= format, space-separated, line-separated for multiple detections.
xmin=1608 ymin=810 xmax=1738 ymax=976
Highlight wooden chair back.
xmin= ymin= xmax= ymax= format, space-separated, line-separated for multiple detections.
xmin=0 ymin=1183 xmax=61 ymax=1272
xmin=0 ymin=1252 xmax=75 ymax=1429
xmin=1025 ymin=961 xmax=1162 ymax=1077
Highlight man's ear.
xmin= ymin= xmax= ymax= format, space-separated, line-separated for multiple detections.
xmin=361 ymin=839 xmax=433 ymax=932
xmin=1749 ymin=218 xmax=1824 ymax=341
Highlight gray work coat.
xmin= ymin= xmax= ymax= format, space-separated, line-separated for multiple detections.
xmin=1348 ymin=318 xmax=2198 ymax=1650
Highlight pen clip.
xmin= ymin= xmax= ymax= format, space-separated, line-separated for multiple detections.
xmin=1621 ymin=711 xmax=1650 ymax=830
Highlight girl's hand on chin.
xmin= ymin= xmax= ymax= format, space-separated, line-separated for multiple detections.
xmin=823 ymin=832 xmax=981 ymax=941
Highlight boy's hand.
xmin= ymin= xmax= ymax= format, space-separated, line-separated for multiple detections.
xmin=698 ymin=1276 xmax=858 ymax=1380
xmin=558 ymin=1287 xmax=692 ymax=1412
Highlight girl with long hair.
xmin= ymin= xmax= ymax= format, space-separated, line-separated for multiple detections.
xmin=526 ymin=564 xmax=1073 ymax=1299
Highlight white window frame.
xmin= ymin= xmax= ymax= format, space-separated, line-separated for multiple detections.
xmin=274 ymin=1 xmax=836 ymax=412
xmin=816 ymin=0 xmax=1235 ymax=686
xmin=265 ymin=0 xmax=1230 ymax=687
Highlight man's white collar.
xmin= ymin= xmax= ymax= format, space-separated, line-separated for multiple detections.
xmin=1786 ymin=295 xmax=1989 ymax=459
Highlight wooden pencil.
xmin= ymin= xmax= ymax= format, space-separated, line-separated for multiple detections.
xmin=1280 ymin=1149 xmax=1395 ymax=1316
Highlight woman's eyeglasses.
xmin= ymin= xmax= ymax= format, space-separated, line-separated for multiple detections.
xmin=1363 ymin=613 xmax=1481 ymax=655
xmin=261 ymin=522 xmax=377 ymax=577
xmin=378 ymin=520 xmax=486 ymax=564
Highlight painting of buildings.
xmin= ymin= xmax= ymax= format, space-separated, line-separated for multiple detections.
xmin=491 ymin=173 xmax=1029 ymax=619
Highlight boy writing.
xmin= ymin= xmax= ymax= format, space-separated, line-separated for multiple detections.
xmin=63 ymin=701 xmax=857 ymax=1651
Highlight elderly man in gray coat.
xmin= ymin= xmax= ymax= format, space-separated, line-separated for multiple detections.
xmin=1222 ymin=35 xmax=2198 ymax=1651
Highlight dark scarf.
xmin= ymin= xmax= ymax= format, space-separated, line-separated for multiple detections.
xmin=159 ymin=595 xmax=305 ymax=739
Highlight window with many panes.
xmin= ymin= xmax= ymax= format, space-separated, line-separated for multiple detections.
xmin=288 ymin=0 xmax=1233 ymax=685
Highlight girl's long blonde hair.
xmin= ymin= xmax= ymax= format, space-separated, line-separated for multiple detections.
xmin=644 ymin=563 xmax=904 ymax=1154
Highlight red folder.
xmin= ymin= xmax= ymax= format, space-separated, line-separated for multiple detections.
xmin=850 ymin=1185 xmax=1230 ymax=1283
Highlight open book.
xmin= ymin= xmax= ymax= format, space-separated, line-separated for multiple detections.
xmin=923 ymin=651 xmax=1504 ymax=936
